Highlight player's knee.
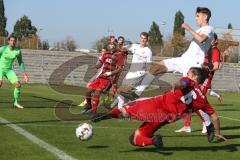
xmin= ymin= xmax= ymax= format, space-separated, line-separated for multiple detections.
xmin=210 ymin=113 xmax=219 ymax=121
xmin=93 ymin=90 xmax=101 ymax=97
xmin=15 ymin=82 xmax=21 ymax=88
xmin=128 ymin=133 xmax=136 ymax=146
xmin=148 ymin=61 xmax=167 ymax=76
xmin=119 ymin=107 xmax=129 ymax=117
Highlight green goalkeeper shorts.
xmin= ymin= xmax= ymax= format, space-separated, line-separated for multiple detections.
xmin=0 ymin=69 xmax=19 ymax=84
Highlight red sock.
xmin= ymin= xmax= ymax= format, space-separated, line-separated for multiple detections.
xmin=92 ymin=95 xmax=100 ymax=113
xmin=85 ymin=95 xmax=92 ymax=108
xmin=134 ymin=134 xmax=152 ymax=147
xmin=110 ymin=108 xmax=121 ymax=118
xmin=184 ymin=114 xmax=192 ymax=126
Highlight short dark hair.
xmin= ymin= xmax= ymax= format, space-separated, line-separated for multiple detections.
xmin=213 ymin=33 xmax=218 ymax=40
xmin=196 ymin=7 xmax=211 ymax=22
xmin=140 ymin=32 xmax=148 ymax=39
xmin=118 ymin=36 xmax=124 ymax=41
xmin=7 ymin=35 xmax=17 ymax=41
xmin=190 ymin=67 xmax=209 ymax=84
xmin=109 ymin=35 xmax=115 ymax=38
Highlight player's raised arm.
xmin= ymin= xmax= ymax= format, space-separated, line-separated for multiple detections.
xmin=182 ymin=23 xmax=208 ymax=43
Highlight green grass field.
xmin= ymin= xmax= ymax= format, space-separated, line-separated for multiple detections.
xmin=0 ymin=84 xmax=239 ymax=160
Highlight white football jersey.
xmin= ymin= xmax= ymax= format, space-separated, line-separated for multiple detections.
xmin=126 ymin=44 xmax=152 ymax=79
xmin=181 ymin=25 xmax=214 ymax=65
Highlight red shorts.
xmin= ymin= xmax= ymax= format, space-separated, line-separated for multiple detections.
xmin=123 ymin=96 xmax=173 ymax=123
xmin=88 ymin=78 xmax=112 ymax=93
xmin=201 ymin=101 xmax=215 ymax=115
xmin=138 ymin=121 xmax=167 ymax=137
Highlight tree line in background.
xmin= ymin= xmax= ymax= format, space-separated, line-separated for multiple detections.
xmin=0 ymin=0 xmax=239 ymax=62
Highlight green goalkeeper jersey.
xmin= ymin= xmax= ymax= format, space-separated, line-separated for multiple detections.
xmin=0 ymin=45 xmax=25 ymax=72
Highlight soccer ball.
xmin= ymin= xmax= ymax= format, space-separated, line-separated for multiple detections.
xmin=76 ymin=123 xmax=93 ymax=141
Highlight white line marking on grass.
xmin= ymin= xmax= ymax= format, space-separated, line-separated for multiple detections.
xmin=219 ymin=116 xmax=240 ymax=122
xmin=0 ymin=117 xmax=77 ymax=160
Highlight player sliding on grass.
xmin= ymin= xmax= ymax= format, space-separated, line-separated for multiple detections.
xmin=92 ymin=67 xmax=227 ymax=148
xmin=0 ymin=35 xmax=29 ymax=109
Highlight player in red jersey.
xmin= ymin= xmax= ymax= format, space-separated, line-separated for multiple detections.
xmin=176 ymin=33 xmax=222 ymax=133
xmin=110 ymin=36 xmax=128 ymax=99
xmin=92 ymin=67 xmax=226 ymax=148
xmin=81 ymin=45 xmax=125 ymax=113
xmin=202 ymin=33 xmax=222 ymax=101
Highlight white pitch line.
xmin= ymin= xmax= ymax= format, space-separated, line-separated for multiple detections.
xmin=219 ymin=115 xmax=240 ymax=122
xmin=15 ymin=124 xmax=240 ymax=133
xmin=0 ymin=117 xmax=77 ymax=160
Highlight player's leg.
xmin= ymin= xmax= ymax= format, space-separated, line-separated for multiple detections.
xmin=91 ymin=79 xmax=112 ymax=113
xmin=110 ymin=97 xmax=118 ymax=108
xmin=6 ymin=70 xmax=23 ymax=109
xmin=81 ymin=88 xmax=95 ymax=113
xmin=92 ymin=96 xmax=164 ymax=122
xmin=117 ymin=95 xmax=125 ymax=108
xmin=196 ymin=110 xmax=212 ymax=133
xmin=13 ymin=81 xmax=23 ymax=109
xmin=148 ymin=60 xmax=167 ymax=76
xmin=198 ymin=102 xmax=218 ymax=142
xmin=82 ymin=78 xmax=102 ymax=113
xmin=91 ymin=90 xmax=101 ymax=113
xmin=78 ymin=99 xmax=87 ymax=107
xmin=142 ymin=58 xmax=185 ymax=93
xmin=111 ymin=84 xmax=117 ymax=98
xmin=175 ymin=114 xmax=192 ymax=133
xmin=129 ymin=121 xmax=166 ymax=148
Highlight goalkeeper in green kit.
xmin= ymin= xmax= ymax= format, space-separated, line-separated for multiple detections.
xmin=0 ymin=35 xmax=29 ymax=109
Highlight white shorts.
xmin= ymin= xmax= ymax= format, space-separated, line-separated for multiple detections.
xmin=163 ymin=57 xmax=202 ymax=76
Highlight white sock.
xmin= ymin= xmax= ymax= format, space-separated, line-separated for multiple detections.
xmin=135 ymin=72 xmax=155 ymax=96
xmin=110 ymin=98 xmax=118 ymax=108
xmin=198 ymin=110 xmax=211 ymax=126
xmin=117 ymin=95 xmax=125 ymax=109
xmin=209 ymin=90 xmax=220 ymax=98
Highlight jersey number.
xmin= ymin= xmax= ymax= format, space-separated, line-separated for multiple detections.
xmin=180 ymin=90 xmax=197 ymax=105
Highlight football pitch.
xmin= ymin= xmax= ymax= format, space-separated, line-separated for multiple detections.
xmin=0 ymin=84 xmax=239 ymax=160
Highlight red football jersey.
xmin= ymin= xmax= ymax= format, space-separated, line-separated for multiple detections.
xmin=98 ymin=52 xmax=118 ymax=80
xmin=161 ymin=77 xmax=209 ymax=120
xmin=204 ymin=47 xmax=221 ymax=64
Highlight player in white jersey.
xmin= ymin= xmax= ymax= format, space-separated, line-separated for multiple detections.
xmin=111 ymin=32 xmax=152 ymax=109
xmin=149 ymin=7 xmax=214 ymax=77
